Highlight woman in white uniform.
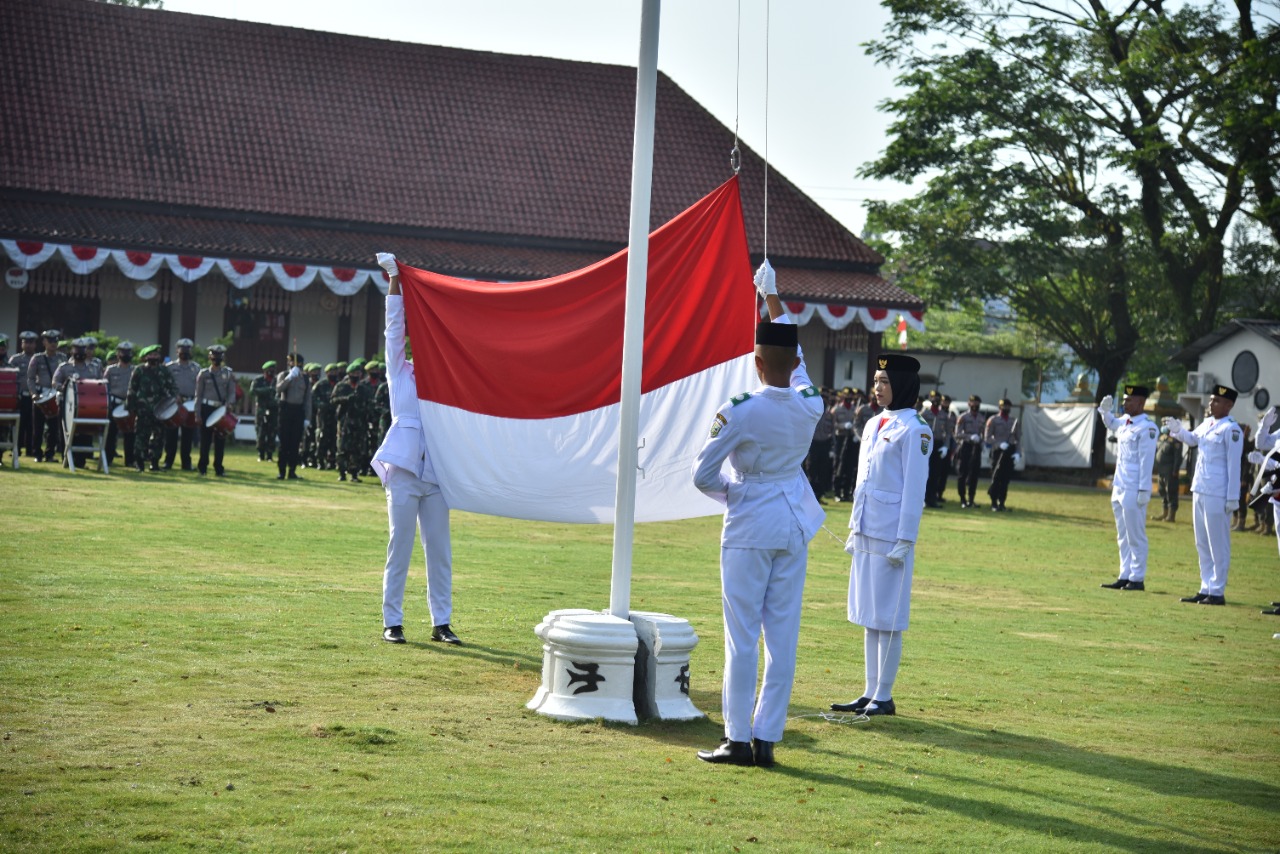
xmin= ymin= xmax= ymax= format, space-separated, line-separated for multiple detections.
xmin=830 ymin=354 xmax=930 ymax=717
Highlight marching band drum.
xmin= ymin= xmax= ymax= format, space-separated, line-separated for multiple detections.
xmin=0 ymin=368 xmax=19 ymax=413
xmin=205 ymin=404 xmax=238 ymax=437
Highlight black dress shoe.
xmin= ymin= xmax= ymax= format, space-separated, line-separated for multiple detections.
xmin=276 ymin=473 xmax=285 ymax=480
xmin=431 ymin=624 xmax=462 ymax=645
xmin=1261 ymin=607 xmax=1280 ymax=615
xmin=1122 ymin=581 xmax=1145 ymax=591
xmin=382 ymin=625 xmax=406 ymax=644
xmin=697 ymin=739 xmax=754 ymax=766
xmin=752 ymin=738 xmax=775 ymax=768
xmin=862 ymin=698 xmax=896 ymax=716
xmin=1100 ymin=579 xmax=1128 ymax=589
xmin=830 ymin=697 xmax=872 ymax=713
xmin=1180 ymin=593 xmax=1208 ymax=603
xmin=1198 ymin=595 xmax=1226 ymax=606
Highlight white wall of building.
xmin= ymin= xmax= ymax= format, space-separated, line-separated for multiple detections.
xmin=1192 ymin=330 xmax=1280 ymax=427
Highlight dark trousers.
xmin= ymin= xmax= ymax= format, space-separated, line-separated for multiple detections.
xmin=833 ymin=434 xmax=858 ymax=499
xmin=988 ymin=445 xmax=1016 ymax=505
xmin=164 ymin=423 xmax=196 ymax=469
xmin=955 ymin=441 xmax=982 ymax=502
xmin=198 ymin=404 xmax=226 ymax=475
xmin=926 ymin=451 xmax=948 ymax=504
xmin=105 ymin=417 xmax=135 ymax=467
xmin=278 ymin=403 xmax=305 ymax=475
xmin=34 ymin=404 xmax=62 ymax=460
xmin=807 ymin=437 xmax=832 ymax=500
xmin=18 ymin=396 xmax=34 ymax=457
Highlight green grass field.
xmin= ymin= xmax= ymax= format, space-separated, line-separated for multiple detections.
xmin=2 ymin=445 xmax=1277 ymax=852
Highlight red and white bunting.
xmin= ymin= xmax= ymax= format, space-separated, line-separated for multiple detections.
xmin=269 ymin=262 xmax=318 ymax=292
xmin=319 ymin=266 xmax=369 ymax=297
xmin=216 ymin=258 xmax=270 ymax=290
xmin=110 ymin=249 xmax=166 ymax=280
xmin=3 ymin=239 xmax=59 ymax=270
xmin=58 ymin=244 xmax=111 ymax=275
xmin=815 ymin=303 xmax=859 ymax=331
xmin=166 ymin=254 xmax=216 ymax=283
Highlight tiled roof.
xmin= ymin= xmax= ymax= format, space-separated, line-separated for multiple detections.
xmin=0 ymin=0 xmax=921 ymax=309
xmin=1171 ymin=318 xmax=1280 ymax=364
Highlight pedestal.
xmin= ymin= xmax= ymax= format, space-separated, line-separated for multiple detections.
xmin=629 ymin=611 xmax=704 ymax=721
xmin=527 ymin=611 xmax=639 ymax=724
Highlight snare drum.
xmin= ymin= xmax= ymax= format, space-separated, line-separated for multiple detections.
xmin=205 ymin=405 xmax=238 ymax=437
xmin=0 ymin=368 xmax=18 ymax=413
xmin=154 ymin=397 xmax=181 ymax=427
xmin=175 ymin=399 xmax=198 ymax=429
xmin=112 ymin=403 xmax=136 ymax=433
xmin=34 ymin=390 xmax=59 ymax=418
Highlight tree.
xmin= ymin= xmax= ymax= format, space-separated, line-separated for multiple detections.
xmin=862 ymin=0 xmax=1278 ymax=466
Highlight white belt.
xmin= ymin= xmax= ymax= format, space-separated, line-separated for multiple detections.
xmin=734 ymin=470 xmax=795 ymax=484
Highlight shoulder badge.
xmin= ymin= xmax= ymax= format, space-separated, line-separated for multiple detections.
xmin=709 ymin=412 xmax=727 ymax=438
xmin=1148 ymin=427 xmax=1156 ymax=440
xmin=1231 ymin=429 xmax=1241 ymax=443
xmin=920 ymin=432 xmax=931 ymax=456
xmin=800 ymin=386 xmax=820 ymax=398
xmin=730 ymin=392 xmax=752 ymax=406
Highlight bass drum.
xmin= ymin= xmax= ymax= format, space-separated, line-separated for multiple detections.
xmin=65 ymin=379 xmax=110 ymax=436
xmin=0 ymin=368 xmax=19 ymax=413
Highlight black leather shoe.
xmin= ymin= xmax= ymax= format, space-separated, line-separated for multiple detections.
xmin=1261 ymin=607 xmax=1280 ymax=615
xmin=431 ymin=624 xmax=462 ymax=645
xmin=752 ymin=738 xmax=776 ymax=768
xmin=1122 ymin=581 xmax=1145 ymax=591
xmin=382 ymin=625 xmax=406 ymax=643
xmin=830 ymin=697 xmax=872 ymax=713
xmin=287 ymin=471 xmax=301 ymax=480
xmin=1180 ymin=593 xmax=1208 ymax=603
xmin=697 ymin=739 xmax=754 ymax=766
xmin=276 ymin=473 xmax=285 ymax=480
xmin=1198 ymin=595 xmax=1226 ymax=606
xmin=1100 ymin=579 xmax=1128 ymax=589
xmin=862 ymin=698 xmax=896 ymax=716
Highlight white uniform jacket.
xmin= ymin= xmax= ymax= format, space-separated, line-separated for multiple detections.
xmin=1181 ymin=416 xmax=1242 ymax=501
xmin=372 ymin=294 xmax=437 ymax=487
xmin=849 ymin=408 xmax=932 ymax=543
xmin=1099 ymin=410 xmax=1157 ymax=499
xmin=692 ymin=335 xmax=825 ymax=549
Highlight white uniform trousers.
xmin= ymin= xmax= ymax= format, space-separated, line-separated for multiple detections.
xmin=1191 ymin=493 xmax=1232 ymax=597
xmin=1111 ymin=495 xmax=1149 ymax=582
xmin=382 ymin=465 xmax=452 ymax=628
xmin=719 ymin=529 xmax=807 ymax=744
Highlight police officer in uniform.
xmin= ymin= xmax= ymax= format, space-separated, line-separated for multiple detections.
xmin=985 ymin=398 xmax=1021 ymax=511
xmin=51 ymin=338 xmax=104 ymax=468
xmin=127 ymin=345 xmax=179 ymax=472
xmin=275 ymin=351 xmax=312 ymax=480
xmin=806 ymin=388 xmax=835 ymax=502
xmin=830 ymin=388 xmax=860 ymax=502
xmin=1097 ymin=385 xmax=1157 ymax=591
xmin=692 ymin=261 xmax=824 ymax=768
xmin=27 ymin=329 xmax=66 ymax=463
xmin=8 ymin=331 xmax=38 ymax=460
xmin=1165 ymin=385 xmax=1242 ymax=606
xmin=252 ymin=361 xmax=279 ymax=462
xmin=302 ymin=363 xmax=322 ymax=467
xmin=831 ymin=352 xmax=929 ymax=719
xmin=953 ymin=395 xmax=984 ymax=508
xmin=195 ymin=344 xmax=236 ymax=477
xmin=103 ymin=341 xmax=136 ymax=468
xmin=922 ymin=390 xmax=950 ymax=507
xmin=163 ymin=338 xmax=199 ymax=470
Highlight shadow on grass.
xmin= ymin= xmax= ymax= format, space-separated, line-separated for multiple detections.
xmin=401 ymin=639 xmax=541 ymax=668
xmin=868 ymin=718 xmax=1276 ymax=813
xmin=769 ymin=762 xmax=1221 ymax=854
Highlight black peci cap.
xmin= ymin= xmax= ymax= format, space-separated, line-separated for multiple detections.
xmin=755 ymin=321 xmax=798 ymax=348
xmin=875 ymin=354 xmax=920 ymax=373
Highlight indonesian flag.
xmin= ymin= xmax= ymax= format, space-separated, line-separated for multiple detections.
xmin=398 ymin=177 xmax=757 ymax=523
xmin=897 ymin=314 xmax=909 ymax=350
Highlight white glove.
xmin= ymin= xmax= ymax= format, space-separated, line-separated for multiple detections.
xmin=1264 ymin=457 xmax=1280 ymax=473
xmin=376 ymin=252 xmax=398 ymax=276
xmin=969 ymin=433 xmax=981 ymax=442
xmin=1226 ymin=500 xmax=1239 ymax=512
xmin=842 ymin=421 xmax=854 ymax=430
xmin=1248 ymin=450 xmax=1265 ymax=465
xmin=937 ymin=445 xmax=947 ymax=457
xmin=303 ymin=419 xmax=310 ymax=429
xmin=1098 ymin=395 xmax=1113 ymax=415
xmin=999 ymin=441 xmax=1009 ymax=451
xmin=1136 ymin=491 xmax=1150 ymax=506
xmin=1261 ymin=407 xmax=1277 ymax=432
xmin=1012 ymin=452 xmax=1022 ymax=464
xmin=1162 ymin=416 xmax=1183 ymax=436
xmin=886 ymin=540 xmax=912 ymax=568
xmin=753 ymin=259 xmax=777 ymax=297
xmin=288 ymin=366 xmax=301 ymax=379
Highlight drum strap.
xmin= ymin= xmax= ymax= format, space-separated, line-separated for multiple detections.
xmin=213 ymin=369 xmax=228 ymax=405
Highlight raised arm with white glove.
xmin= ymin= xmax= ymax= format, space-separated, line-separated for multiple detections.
xmin=1096 ymin=394 xmax=1116 ymax=429
xmin=753 ymin=259 xmax=777 ymax=298
xmin=1162 ymin=416 xmax=1192 ymax=443
xmin=376 ymin=252 xmax=398 ymax=277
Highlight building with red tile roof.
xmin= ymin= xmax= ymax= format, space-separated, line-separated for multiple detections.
xmin=0 ymin=0 xmax=923 ymax=386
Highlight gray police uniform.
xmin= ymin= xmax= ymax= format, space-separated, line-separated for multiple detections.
xmin=165 ymin=359 xmax=201 ymax=470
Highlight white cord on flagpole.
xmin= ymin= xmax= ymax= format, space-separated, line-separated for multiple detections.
xmin=762 ymin=0 xmax=770 ymax=259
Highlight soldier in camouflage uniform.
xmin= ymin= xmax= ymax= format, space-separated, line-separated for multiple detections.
xmin=301 ymin=363 xmax=322 ymax=467
xmin=252 ymin=360 xmax=279 ymax=462
xmin=332 ymin=359 xmax=374 ymax=482
xmin=367 ymin=361 xmax=391 ymax=462
xmin=313 ymin=363 xmax=340 ymax=470
xmin=127 ymin=345 xmax=179 ymax=472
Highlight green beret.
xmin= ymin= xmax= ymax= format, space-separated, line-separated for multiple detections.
xmin=335 ymin=361 xmax=348 ymax=371
xmin=347 ymin=358 xmax=366 ymax=372
xmin=324 ymin=363 xmax=339 ymax=373
xmin=304 ymin=362 xmax=321 ymax=372
xmin=138 ymin=344 xmax=162 ymax=359
xmin=262 ymin=360 xmax=278 ymax=371
xmin=365 ymin=360 xmax=381 ymax=370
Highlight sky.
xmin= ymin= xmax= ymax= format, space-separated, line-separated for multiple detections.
xmin=161 ymin=0 xmax=915 ymax=237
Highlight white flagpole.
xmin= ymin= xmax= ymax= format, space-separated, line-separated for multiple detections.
xmin=609 ymin=0 xmax=661 ymax=619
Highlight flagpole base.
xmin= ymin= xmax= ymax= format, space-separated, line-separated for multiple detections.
xmin=528 ymin=609 xmax=703 ymax=723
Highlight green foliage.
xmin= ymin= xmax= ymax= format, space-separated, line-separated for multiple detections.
xmin=1 ymin=450 xmax=1276 ymax=851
